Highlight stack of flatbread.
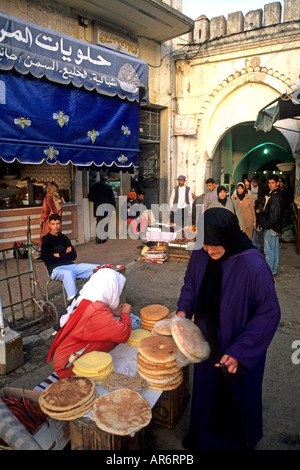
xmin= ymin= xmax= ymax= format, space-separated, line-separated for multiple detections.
xmin=38 ymin=376 xmax=97 ymax=420
xmin=170 ymin=317 xmax=210 ymax=363
xmin=72 ymin=351 xmax=114 ymax=381
xmin=140 ymin=304 xmax=170 ymax=331
xmin=104 ymin=371 xmax=147 ymax=393
xmin=93 ymin=389 xmax=152 ymax=436
xmin=127 ymin=328 xmax=152 ymax=346
xmin=137 ymin=335 xmax=183 ymax=391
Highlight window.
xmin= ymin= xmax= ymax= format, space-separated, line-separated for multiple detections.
xmin=139 ymin=108 xmax=160 ymax=141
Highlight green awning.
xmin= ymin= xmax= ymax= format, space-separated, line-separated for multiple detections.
xmin=255 ymin=89 xmax=300 ymax=132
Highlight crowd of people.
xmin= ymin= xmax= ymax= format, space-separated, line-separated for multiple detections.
xmin=37 ymin=170 xmax=293 ymax=451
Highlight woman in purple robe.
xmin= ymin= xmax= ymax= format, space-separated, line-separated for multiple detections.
xmin=177 ymin=207 xmax=281 ymax=450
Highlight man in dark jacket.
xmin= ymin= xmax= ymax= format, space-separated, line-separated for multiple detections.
xmin=41 ymin=214 xmax=98 ymax=300
xmin=260 ymin=174 xmax=284 ymax=275
xmin=88 ymin=174 xmax=116 ymax=243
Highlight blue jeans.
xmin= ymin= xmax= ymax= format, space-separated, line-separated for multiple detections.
xmin=51 ymin=263 xmax=98 ymax=299
xmin=263 ymin=230 xmax=279 ymax=275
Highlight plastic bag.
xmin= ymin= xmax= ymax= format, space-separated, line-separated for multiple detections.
xmin=13 ymin=242 xmax=28 ymax=259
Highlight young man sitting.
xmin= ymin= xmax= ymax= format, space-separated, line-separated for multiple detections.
xmin=41 ymin=214 xmax=98 ymax=301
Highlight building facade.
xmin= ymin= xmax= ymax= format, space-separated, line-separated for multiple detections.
xmin=0 ymin=0 xmax=193 ymax=248
xmin=172 ymin=0 xmax=300 ymax=199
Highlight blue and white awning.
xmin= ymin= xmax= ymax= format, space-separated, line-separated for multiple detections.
xmin=0 ymin=13 xmax=149 ymax=169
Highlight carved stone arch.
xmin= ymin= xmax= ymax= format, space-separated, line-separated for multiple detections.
xmin=196 ymin=68 xmax=293 ymax=161
xmin=190 ymin=68 xmax=297 ymax=194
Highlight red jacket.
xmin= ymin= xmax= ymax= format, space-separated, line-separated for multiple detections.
xmin=47 ymin=299 xmax=132 ymax=379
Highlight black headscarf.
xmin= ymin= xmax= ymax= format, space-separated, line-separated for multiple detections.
xmin=236 ymin=182 xmax=246 ymax=201
xmin=196 ymin=208 xmax=255 ymax=357
xmin=217 ymin=185 xmax=227 ymax=206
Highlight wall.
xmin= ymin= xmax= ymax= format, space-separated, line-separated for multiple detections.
xmin=173 ymin=0 xmax=300 ymax=196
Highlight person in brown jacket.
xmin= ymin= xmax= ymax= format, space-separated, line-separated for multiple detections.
xmin=232 ymin=182 xmax=256 ymax=240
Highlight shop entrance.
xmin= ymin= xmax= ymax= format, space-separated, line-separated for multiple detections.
xmin=138 ymin=143 xmax=160 ymax=207
xmin=212 ymin=122 xmax=294 ymax=193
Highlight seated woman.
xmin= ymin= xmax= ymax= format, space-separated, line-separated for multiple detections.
xmin=47 ymin=268 xmax=132 ymax=379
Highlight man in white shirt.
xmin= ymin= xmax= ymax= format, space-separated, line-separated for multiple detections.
xmin=169 ymin=175 xmax=193 ymax=228
xmin=203 ymin=178 xmax=218 ymax=211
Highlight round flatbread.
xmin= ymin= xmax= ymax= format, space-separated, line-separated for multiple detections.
xmin=73 ymin=351 xmax=113 ymax=373
xmin=138 ymin=335 xmax=177 ymax=364
xmin=104 ymin=372 xmax=147 ymax=393
xmin=137 ymin=369 xmax=182 ymax=384
xmin=73 ymin=363 xmax=114 ymax=379
xmin=137 ymin=355 xmax=177 ymax=370
xmin=93 ymin=389 xmax=152 ymax=436
xmin=137 ymin=356 xmax=180 ymax=375
xmin=170 ymin=317 xmax=210 ymax=362
xmin=39 ymin=377 xmax=96 ymax=412
xmin=152 ymin=318 xmax=172 ymax=336
xmin=148 ymin=373 xmax=183 ymax=391
xmin=127 ymin=329 xmax=152 ymax=345
xmin=140 ymin=304 xmax=169 ymax=321
xmin=140 ymin=322 xmax=154 ymax=331
xmin=39 ymin=388 xmax=98 ymax=420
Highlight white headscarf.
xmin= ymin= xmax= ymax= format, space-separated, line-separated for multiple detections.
xmin=59 ymin=268 xmax=126 ymax=327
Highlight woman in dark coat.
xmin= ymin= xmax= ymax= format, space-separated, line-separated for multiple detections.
xmin=177 ymin=208 xmax=281 ymax=450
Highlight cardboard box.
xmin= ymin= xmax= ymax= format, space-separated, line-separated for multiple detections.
xmin=0 ymin=387 xmax=70 ymax=450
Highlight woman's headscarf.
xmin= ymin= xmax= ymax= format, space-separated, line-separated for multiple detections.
xmin=236 ymin=182 xmax=246 ymax=201
xmin=197 ymin=208 xmax=255 ymax=356
xmin=60 ymin=268 xmax=126 ymax=327
xmin=47 ymin=182 xmax=65 ymax=210
xmin=217 ymin=185 xmax=227 ymax=206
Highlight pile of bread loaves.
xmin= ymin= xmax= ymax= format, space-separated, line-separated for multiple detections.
xmin=136 ymin=304 xmax=210 ymax=391
xmin=139 ymin=304 xmax=172 ymax=331
xmin=38 ymin=304 xmax=210 ymax=437
xmin=39 ymin=376 xmax=97 ymax=421
xmin=39 ymin=376 xmax=152 ymax=436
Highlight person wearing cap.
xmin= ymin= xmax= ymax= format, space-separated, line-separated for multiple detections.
xmin=169 ymin=175 xmax=193 ymax=228
xmin=127 ymin=190 xmax=149 ymax=236
xmin=203 ymin=178 xmax=218 ymax=211
xmin=127 ymin=191 xmax=137 ymax=222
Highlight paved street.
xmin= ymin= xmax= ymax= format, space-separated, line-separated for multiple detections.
xmin=0 ymin=237 xmax=300 ymax=450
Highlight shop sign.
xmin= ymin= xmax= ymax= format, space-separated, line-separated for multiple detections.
xmin=0 ymin=12 xmax=148 ymax=102
xmin=174 ymin=114 xmax=198 ymax=135
xmin=96 ymin=27 xmax=139 ymax=58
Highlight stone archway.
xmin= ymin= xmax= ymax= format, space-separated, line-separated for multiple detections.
xmin=195 ymin=70 xmax=298 ymax=194
xmin=233 ymin=142 xmax=294 ymax=182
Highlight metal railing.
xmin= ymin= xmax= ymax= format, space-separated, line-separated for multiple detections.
xmin=0 ymin=217 xmax=41 ymax=329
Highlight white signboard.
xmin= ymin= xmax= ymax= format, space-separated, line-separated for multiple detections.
xmin=174 ymin=114 xmax=198 ymax=135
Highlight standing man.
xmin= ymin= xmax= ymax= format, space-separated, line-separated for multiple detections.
xmin=260 ymin=174 xmax=284 ymax=276
xmin=169 ymin=175 xmax=193 ymax=228
xmin=250 ymin=176 xmax=265 ymax=251
xmin=88 ymin=174 xmax=116 ymax=244
xmin=41 ymin=214 xmax=98 ymax=301
xmin=203 ymin=178 xmax=218 ymax=211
